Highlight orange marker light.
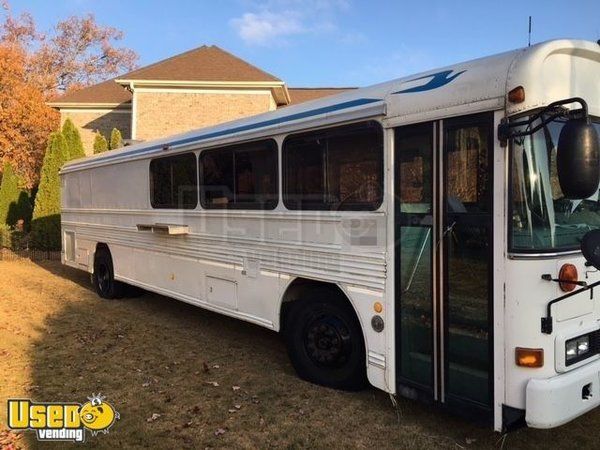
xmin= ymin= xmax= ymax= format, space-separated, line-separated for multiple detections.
xmin=374 ymin=302 xmax=383 ymax=313
xmin=516 ymin=347 xmax=544 ymax=368
xmin=559 ymin=264 xmax=578 ymax=292
xmin=508 ymin=86 xmax=525 ymax=103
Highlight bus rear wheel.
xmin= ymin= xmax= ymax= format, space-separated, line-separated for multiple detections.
xmin=284 ymin=293 xmax=367 ymax=391
xmin=93 ymin=247 xmax=125 ymax=299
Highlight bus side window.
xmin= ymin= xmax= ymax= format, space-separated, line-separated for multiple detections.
xmin=199 ymin=139 xmax=278 ymax=210
xmin=283 ymin=121 xmax=384 ymax=211
xmin=149 ymin=153 xmax=198 ymax=209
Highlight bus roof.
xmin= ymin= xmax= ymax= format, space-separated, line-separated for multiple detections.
xmin=63 ymin=39 xmax=599 ymax=174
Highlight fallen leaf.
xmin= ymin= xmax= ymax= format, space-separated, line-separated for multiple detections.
xmin=234 ymin=404 xmax=241 ymax=410
xmin=142 ymin=382 xmax=150 ymax=387
xmin=232 ymin=385 xmax=240 ymax=391
xmin=205 ymin=381 xmax=219 ymax=387
xmin=466 ymin=438 xmax=477 ymax=445
xmin=146 ymin=413 xmax=161 ymax=422
xmin=214 ymin=428 xmax=227 ymax=436
xmin=212 ymin=364 xmax=220 ymax=369
xmin=228 ymin=409 xmax=237 ymax=413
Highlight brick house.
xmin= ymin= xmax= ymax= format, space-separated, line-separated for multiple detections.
xmin=48 ymin=46 xmax=353 ymax=154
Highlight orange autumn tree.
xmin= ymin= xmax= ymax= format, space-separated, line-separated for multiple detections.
xmin=0 ymin=44 xmax=58 ymax=187
xmin=0 ymin=2 xmax=138 ymax=186
xmin=1 ymin=2 xmax=138 ymax=97
xmin=30 ymin=15 xmax=139 ymax=96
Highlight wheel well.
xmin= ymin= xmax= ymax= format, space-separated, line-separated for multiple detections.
xmin=93 ymin=243 xmax=110 ymax=268
xmin=279 ymin=278 xmax=355 ymax=333
xmin=95 ymin=242 xmax=110 ymax=255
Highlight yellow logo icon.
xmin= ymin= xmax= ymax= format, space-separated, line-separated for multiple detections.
xmin=79 ymin=394 xmax=118 ymax=435
xmin=7 ymin=393 xmax=119 ymax=443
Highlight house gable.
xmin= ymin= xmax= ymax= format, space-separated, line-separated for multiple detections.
xmin=48 ymin=45 xmax=355 ymax=150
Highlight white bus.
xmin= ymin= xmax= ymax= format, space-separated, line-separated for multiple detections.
xmin=61 ymin=39 xmax=600 ymax=431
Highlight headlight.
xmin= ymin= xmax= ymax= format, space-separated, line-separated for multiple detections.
xmin=566 ymin=335 xmax=591 ymax=362
xmin=578 ymin=336 xmax=590 ymax=354
xmin=566 ymin=340 xmax=578 ymax=359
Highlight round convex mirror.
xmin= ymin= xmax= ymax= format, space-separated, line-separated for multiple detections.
xmin=557 ymin=118 xmax=600 ymax=199
xmin=581 ymin=230 xmax=600 ymax=270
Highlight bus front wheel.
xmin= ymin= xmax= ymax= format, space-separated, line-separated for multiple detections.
xmin=284 ymin=293 xmax=368 ymax=391
xmin=93 ymin=247 xmax=125 ymax=299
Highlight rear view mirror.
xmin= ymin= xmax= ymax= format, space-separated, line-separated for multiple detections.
xmin=581 ymin=229 xmax=600 ymax=270
xmin=557 ymin=118 xmax=600 ymax=199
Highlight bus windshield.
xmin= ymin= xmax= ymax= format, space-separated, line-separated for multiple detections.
xmin=510 ymin=118 xmax=600 ymax=253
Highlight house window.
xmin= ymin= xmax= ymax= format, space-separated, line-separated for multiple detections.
xmin=283 ymin=121 xmax=384 ymax=210
xmin=150 ymin=153 xmax=198 ymax=209
xmin=199 ymin=140 xmax=278 ymax=209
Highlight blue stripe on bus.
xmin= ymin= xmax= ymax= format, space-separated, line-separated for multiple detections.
xmin=391 ymin=69 xmax=465 ymax=94
xmin=66 ymin=97 xmax=382 ymax=170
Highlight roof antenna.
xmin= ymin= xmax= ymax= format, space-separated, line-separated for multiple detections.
xmin=528 ymin=16 xmax=532 ymax=47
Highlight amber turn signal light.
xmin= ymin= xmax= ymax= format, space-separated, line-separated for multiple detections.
xmin=559 ymin=263 xmax=578 ymax=292
xmin=516 ymin=347 xmax=544 ymax=368
xmin=508 ymin=86 xmax=525 ymax=103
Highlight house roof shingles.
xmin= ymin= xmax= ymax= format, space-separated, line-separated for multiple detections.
xmin=49 ymin=78 xmax=132 ymax=106
xmin=286 ymin=87 xmax=356 ymax=105
xmin=117 ymin=45 xmax=281 ymax=83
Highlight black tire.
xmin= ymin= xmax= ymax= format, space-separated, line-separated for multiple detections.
xmin=93 ymin=247 xmax=125 ymax=299
xmin=284 ymin=291 xmax=368 ymax=391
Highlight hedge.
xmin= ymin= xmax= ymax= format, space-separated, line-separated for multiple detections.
xmin=30 ymin=132 xmax=69 ymax=250
xmin=62 ymin=118 xmax=86 ymax=160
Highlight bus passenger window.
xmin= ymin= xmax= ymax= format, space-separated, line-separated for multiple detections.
xmin=283 ymin=121 xmax=383 ymax=211
xmin=149 ymin=153 xmax=198 ymax=209
xmin=199 ymin=139 xmax=278 ymax=210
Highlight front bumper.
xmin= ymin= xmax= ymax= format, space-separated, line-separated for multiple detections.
xmin=526 ymin=357 xmax=600 ymax=428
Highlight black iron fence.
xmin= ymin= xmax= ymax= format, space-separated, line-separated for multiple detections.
xmin=0 ymin=247 xmax=61 ymax=261
xmin=0 ymin=215 xmax=62 ymax=261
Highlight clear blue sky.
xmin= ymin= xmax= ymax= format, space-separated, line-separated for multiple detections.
xmin=13 ymin=0 xmax=600 ymax=87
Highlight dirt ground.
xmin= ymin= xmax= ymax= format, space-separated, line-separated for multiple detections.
xmin=0 ymin=260 xmax=598 ymax=449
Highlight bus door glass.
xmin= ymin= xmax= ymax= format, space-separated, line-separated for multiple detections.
xmin=395 ymin=113 xmax=494 ymax=411
xmin=443 ymin=114 xmax=493 ymax=409
xmin=395 ymin=122 xmax=435 ymax=393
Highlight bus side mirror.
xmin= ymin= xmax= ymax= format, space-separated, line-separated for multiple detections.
xmin=582 ymin=229 xmax=600 ymax=270
xmin=557 ymin=118 xmax=600 ymax=199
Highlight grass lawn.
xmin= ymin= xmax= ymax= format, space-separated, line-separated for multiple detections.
xmin=0 ymin=260 xmax=598 ymax=449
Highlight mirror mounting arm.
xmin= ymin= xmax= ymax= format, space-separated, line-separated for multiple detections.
xmin=540 ymin=273 xmax=588 ymax=287
xmin=498 ymin=97 xmax=590 ymax=144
